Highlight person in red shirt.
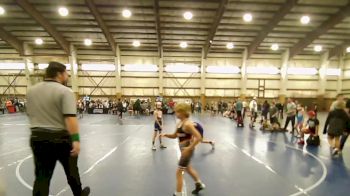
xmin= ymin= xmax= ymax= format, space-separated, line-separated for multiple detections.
xmin=298 ymin=111 xmax=319 ymax=145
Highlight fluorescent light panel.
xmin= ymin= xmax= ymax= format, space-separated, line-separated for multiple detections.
xmin=326 ymin=68 xmax=341 ymax=76
xmin=123 ymin=64 xmax=158 ymax=72
xmin=81 ymin=64 xmax=115 ymax=71
xmin=165 ymin=63 xmax=199 ymax=73
xmin=206 ymin=66 xmax=240 ymax=74
xmin=38 ymin=64 xmax=71 ymax=70
xmin=246 ymin=67 xmax=280 ymax=75
xmin=0 ymin=63 xmax=25 ymax=70
xmin=287 ymin=67 xmax=318 ymax=75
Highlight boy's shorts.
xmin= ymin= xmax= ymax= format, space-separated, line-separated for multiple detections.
xmin=154 ymin=121 xmax=162 ymax=131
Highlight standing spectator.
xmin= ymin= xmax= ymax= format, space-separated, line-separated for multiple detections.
xmin=223 ymin=101 xmax=228 ymax=113
xmin=295 ymin=104 xmax=305 ymax=135
xmin=235 ymin=98 xmax=243 ymax=119
xmin=249 ymin=97 xmax=258 ymax=127
xmin=330 ymin=94 xmax=345 ymax=111
xmin=276 ymin=100 xmax=284 ymax=120
xmin=242 ymin=99 xmax=248 ymax=119
xmin=269 ymin=101 xmax=279 ymax=127
xmin=283 ymin=98 xmax=297 ymax=135
xmin=313 ymin=103 xmax=318 ymax=118
xmin=117 ymin=99 xmax=123 ymax=119
xmin=26 ymin=62 xmax=90 ymax=196
xmin=324 ymin=101 xmax=350 ymax=156
xmin=340 ymin=98 xmax=350 ymax=152
xmin=261 ymin=100 xmax=270 ymax=124
xmin=191 ymin=102 xmax=195 ymax=114
xmin=218 ymin=101 xmax=223 ymax=115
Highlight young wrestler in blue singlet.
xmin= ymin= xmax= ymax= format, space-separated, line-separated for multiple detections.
xmin=152 ymin=102 xmax=166 ymax=150
xmin=193 ymin=122 xmax=215 ymax=149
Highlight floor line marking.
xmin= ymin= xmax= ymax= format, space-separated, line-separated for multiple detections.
xmin=0 ymin=147 xmax=30 ymax=157
xmin=173 ymin=115 xmax=187 ymax=196
xmin=55 ymin=126 xmax=144 ymax=196
xmin=176 ymin=145 xmax=187 ymax=196
xmin=229 ymin=141 xmax=326 ymax=196
xmin=16 ymin=155 xmax=56 ymax=196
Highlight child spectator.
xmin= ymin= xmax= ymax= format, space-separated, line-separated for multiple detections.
xmin=298 ymin=111 xmax=319 ymax=145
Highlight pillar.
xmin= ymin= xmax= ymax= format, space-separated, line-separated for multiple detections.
xmin=200 ymin=48 xmax=206 ymax=107
xmin=318 ymin=51 xmax=329 ymax=110
xmin=319 ymin=51 xmax=329 ymax=95
xmin=23 ymin=43 xmax=34 ymax=89
xmin=240 ymin=48 xmax=248 ymax=98
xmin=69 ymin=44 xmax=79 ymax=98
xmin=337 ymin=54 xmax=344 ymax=94
xmin=278 ymin=49 xmax=289 ymax=103
xmin=115 ymin=45 xmax=122 ymax=99
xmin=158 ymin=47 xmax=164 ymax=96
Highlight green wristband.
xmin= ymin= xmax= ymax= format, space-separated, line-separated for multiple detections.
xmin=71 ymin=133 xmax=80 ymax=142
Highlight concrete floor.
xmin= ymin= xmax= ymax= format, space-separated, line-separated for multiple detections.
xmin=0 ymin=112 xmax=349 ymax=196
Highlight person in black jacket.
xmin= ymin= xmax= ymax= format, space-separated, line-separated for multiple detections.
xmin=117 ymin=99 xmax=123 ymax=119
xmin=323 ymin=101 xmax=350 ymax=156
xmin=340 ymin=98 xmax=350 ymax=151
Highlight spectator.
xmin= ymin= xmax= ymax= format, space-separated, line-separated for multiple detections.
xmin=269 ymin=101 xmax=279 ymax=127
xmin=283 ymin=98 xmax=297 ymax=135
xmin=323 ymin=101 xmax=350 ymax=156
xmin=261 ymin=100 xmax=270 ymax=124
xmin=330 ymin=94 xmax=345 ymax=111
xmin=340 ymin=98 xmax=350 ymax=152
xmin=249 ymin=97 xmax=258 ymax=127
xmin=276 ymin=100 xmax=284 ymax=120
xmin=297 ymin=111 xmax=319 ymax=145
xmin=117 ymin=99 xmax=123 ymax=119
xmin=235 ymin=98 xmax=243 ymax=119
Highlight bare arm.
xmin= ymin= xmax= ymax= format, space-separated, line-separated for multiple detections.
xmin=163 ymin=129 xmax=178 ymax=139
xmin=65 ymin=116 xmax=79 ymax=135
xmin=315 ymin=125 xmax=319 ymax=136
xmin=162 ymin=122 xmax=179 ymax=139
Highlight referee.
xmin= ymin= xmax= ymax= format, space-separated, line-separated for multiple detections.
xmin=26 ymin=62 xmax=90 ymax=196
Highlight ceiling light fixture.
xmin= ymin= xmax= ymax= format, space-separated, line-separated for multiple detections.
xmin=122 ymin=9 xmax=132 ymax=18
xmin=58 ymin=7 xmax=69 ymax=16
xmin=226 ymin=42 xmax=234 ymax=49
xmin=0 ymin=6 xmax=5 ymax=15
xmin=84 ymin=39 xmax=92 ymax=46
xmin=243 ymin=13 xmax=253 ymax=22
xmin=314 ymin=45 xmax=322 ymax=52
xmin=183 ymin=11 xmax=193 ymax=20
xmin=132 ymin=40 xmax=140 ymax=47
xmin=300 ymin=15 xmax=310 ymax=25
xmin=271 ymin=43 xmax=279 ymax=51
xmin=180 ymin=41 xmax=188 ymax=48
xmin=35 ymin=38 xmax=43 ymax=45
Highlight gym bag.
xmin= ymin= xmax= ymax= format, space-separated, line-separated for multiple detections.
xmin=307 ymin=135 xmax=320 ymax=146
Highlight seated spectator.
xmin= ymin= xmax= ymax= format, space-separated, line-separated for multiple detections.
xmin=298 ymin=111 xmax=319 ymax=145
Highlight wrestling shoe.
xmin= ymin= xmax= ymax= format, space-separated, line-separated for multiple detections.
xmin=192 ymin=182 xmax=206 ymax=194
xmin=210 ymin=141 xmax=215 ymax=149
xmin=82 ymin=187 xmax=90 ymax=196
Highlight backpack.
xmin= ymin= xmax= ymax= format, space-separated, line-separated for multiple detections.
xmin=307 ymin=135 xmax=320 ymax=146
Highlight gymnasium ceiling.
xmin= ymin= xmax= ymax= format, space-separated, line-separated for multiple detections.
xmin=0 ymin=0 xmax=350 ymax=62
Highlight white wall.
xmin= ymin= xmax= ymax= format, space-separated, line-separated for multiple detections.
xmin=0 ymin=51 xmax=345 ymax=98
